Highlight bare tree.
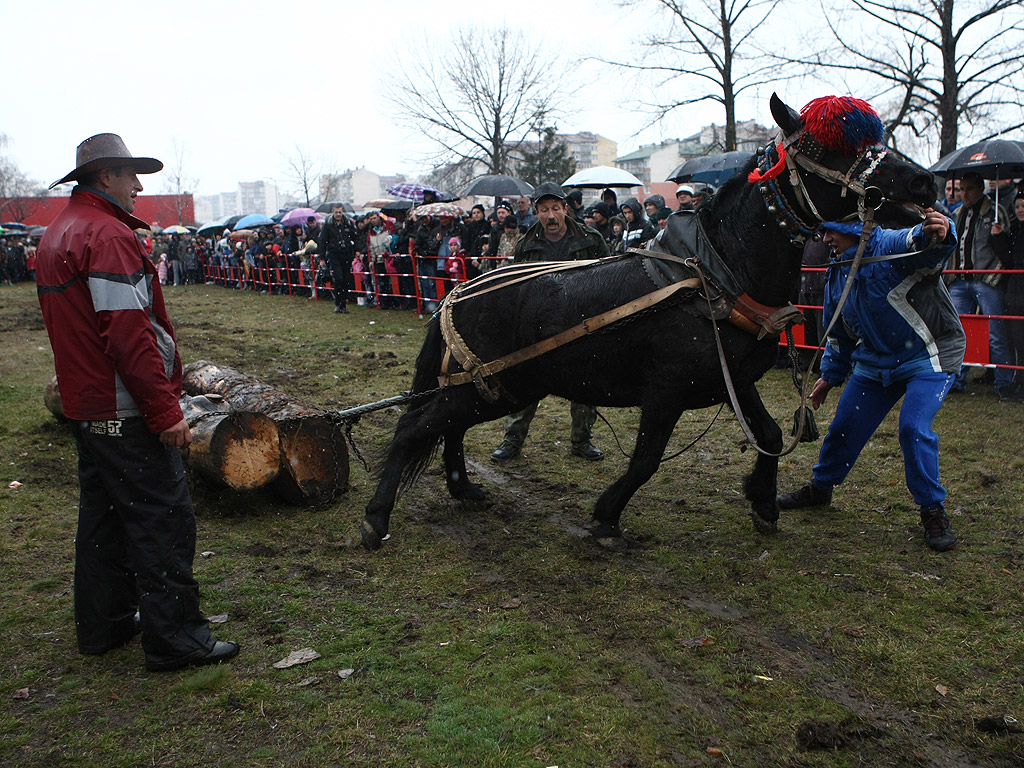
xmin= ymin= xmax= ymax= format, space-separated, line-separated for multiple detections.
xmin=602 ymin=0 xmax=786 ymax=151
xmin=0 ymin=197 xmax=44 ymax=224
xmin=784 ymin=0 xmax=1024 ymax=156
xmin=385 ymin=25 xmax=572 ymax=175
xmin=0 ymin=133 xmax=42 ymax=199
xmin=162 ymin=139 xmax=200 ymax=224
xmin=421 ymin=159 xmax=484 ymax=197
xmin=282 ymin=145 xmax=337 ymax=208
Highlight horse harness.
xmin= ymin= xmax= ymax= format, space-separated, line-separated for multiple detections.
xmin=436 ymin=210 xmax=804 ymax=403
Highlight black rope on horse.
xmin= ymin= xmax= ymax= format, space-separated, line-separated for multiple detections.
xmin=593 ymin=403 xmax=727 ymax=463
xmin=786 ymin=333 xmax=820 ymax=443
xmin=328 ymin=387 xmax=446 ymax=476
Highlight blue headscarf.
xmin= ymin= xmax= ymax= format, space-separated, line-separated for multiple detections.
xmin=822 ymin=221 xmax=864 ymax=237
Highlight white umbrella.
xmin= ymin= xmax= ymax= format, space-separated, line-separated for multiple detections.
xmin=562 ymin=165 xmax=643 ymax=189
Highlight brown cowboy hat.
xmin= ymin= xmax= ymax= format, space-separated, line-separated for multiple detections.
xmin=49 ymin=133 xmax=163 ymax=190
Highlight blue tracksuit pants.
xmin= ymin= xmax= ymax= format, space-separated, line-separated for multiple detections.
xmin=812 ymin=372 xmax=955 ymax=507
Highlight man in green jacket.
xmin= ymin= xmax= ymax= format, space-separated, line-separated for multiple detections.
xmin=491 ymin=182 xmax=610 ymax=462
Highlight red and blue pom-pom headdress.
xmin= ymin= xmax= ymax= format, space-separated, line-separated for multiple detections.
xmin=799 ymin=95 xmax=885 ymax=152
xmin=749 ymin=96 xmax=886 ymax=183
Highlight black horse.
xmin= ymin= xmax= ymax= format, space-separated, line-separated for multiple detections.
xmin=360 ymin=94 xmax=937 ymax=550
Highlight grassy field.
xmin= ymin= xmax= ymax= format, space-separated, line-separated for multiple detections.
xmin=2 ymin=281 xmax=1023 ymax=767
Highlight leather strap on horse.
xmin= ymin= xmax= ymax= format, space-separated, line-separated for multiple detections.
xmin=439 ymin=277 xmax=700 ymax=398
xmin=729 ymin=294 xmax=805 ymax=340
xmin=692 ymin=261 xmax=806 ymax=459
xmin=627 ymin=246 xmax=803 ymax=340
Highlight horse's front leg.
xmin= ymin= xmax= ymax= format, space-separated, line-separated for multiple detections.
xmin=735 ymin=383 xmax=783 ymax=534
xmin=362 ymin=398 xmax=452 ymax=549
xmin=443 ymin=430 xmax=486 ymax=501
xmin=591 ymin=404 xmax=682 ymax=545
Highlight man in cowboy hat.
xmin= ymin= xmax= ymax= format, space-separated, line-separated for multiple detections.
xmin=36 ymin=134 xmax=240 ymax=671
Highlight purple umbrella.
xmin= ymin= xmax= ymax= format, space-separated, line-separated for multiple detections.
xmin=280 ymin=207 xmax=322 ymax=227
xmin=386 ymin=182 xmax=442 ymax=202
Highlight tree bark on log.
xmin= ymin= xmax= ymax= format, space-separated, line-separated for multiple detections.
xmin=182 ymin=361 xmax=349 ymax=505
xmin=180 ymin=394 xmax=281 ymax=491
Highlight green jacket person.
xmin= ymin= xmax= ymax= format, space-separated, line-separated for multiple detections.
xmin=491 ymin=182 xmax=610 ymax=462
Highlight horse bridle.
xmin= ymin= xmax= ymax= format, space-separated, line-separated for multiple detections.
xmin=733 ymin=126 xmax=895 ymax=455
xmin=753 ymin=128 xmax=890 ymax=246
xmin=781 ymin=128 xmax=890 ymax=224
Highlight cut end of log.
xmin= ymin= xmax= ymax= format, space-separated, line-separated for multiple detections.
xmin=183 ymin=361 xmax=350 ymax=505
xmin=273 ymin=419 xmax=350 ymax=506
xmin=184 ymin=403 xmax=281 ymax=491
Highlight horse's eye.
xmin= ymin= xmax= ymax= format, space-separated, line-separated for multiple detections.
xmin=864 ymin=186 xmax=885 ymax=210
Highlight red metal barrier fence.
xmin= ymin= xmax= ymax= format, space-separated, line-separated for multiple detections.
xmin=202 ymin=261 xmax=1024 ymax=374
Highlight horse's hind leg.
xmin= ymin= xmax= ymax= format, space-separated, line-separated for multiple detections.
xmin=735 ymin=383 xmax=782 ymax=534
xmin=591 ymin=405 xmax=682 ymax=543
xmin=443 ymin=430 xmax=485 ymax=501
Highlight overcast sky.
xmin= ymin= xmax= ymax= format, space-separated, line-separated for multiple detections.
xmin=6 ymin=0 xmax=849 ymax=198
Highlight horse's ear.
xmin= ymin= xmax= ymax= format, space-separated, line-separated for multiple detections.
xmin=770 ymin=93 xmax=802 ymax=136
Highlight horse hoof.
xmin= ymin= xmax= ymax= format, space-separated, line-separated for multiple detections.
xmin=360 ymin=519 xmax=386 ymax=550
xmin=450 ymin=482 xmax=487 ymax=502
xmin=750 ymin=510 xmax=778 ymax=535
xmin=590 ymin=521 xmax=624 ymax=549
xmin=595 ymin=536 xmax=628 ymax=551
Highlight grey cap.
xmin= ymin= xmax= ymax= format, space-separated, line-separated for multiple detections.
xmin=531 ymin=182 xmax=567 ymax=203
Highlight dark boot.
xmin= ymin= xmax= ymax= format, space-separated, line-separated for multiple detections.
xmin=777 ymin=481 xmax=833 ymax=510
xmin=490 ymin=440 xmax=521 ymax=462
xmin=921 ymin=504 xmax=956 ymax=552
xmin=571 ymin=442 xmax=604 ymax=461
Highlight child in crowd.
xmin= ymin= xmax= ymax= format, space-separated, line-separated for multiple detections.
xmin=445 ymin=236 xmax=467 ymax=282
xmin=609 ymin=215 xmax=626 ymax=255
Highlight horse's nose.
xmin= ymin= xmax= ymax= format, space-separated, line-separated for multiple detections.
xmin=908 ymin=171 xmax=935 ymax=202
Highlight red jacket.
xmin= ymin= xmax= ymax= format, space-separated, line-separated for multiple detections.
xmin=36 ymin=188 xmax=184 ymax=433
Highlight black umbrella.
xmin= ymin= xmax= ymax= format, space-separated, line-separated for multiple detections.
xmin=667 ymin=151 xmax=755 ymax=186
xmin=930 ymin=139 xmax=1024 ymax=179
xmin=461 ymin=174 xmax=534 ymax=198
xmin=316 ymin=201 xmax=355 ymax=214
xmin=380 ymin=199 xmax=415 ymax=214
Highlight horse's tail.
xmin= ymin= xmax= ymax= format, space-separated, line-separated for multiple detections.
xmin=411 ymin=316 xmax=444 ymax=395
xmin=392 ymin=316 xmax=445 ymax=496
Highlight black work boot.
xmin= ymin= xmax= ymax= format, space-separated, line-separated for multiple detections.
xmin=490 ymin=440 xmax=521 ymax=462
xmin=571 ymin=441 xmax=604 ymax=461
xmin=777 ymin=481 xmax=833 ymax=510
xmin=920 ymin=504 xmax=956 ymax=552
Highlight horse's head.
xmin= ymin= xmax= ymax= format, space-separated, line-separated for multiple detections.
xmin=760 ymin=93 xmax=935 ymax=230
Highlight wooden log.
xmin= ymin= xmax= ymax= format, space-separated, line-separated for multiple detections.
xmin=180 ymin=394 xmax=281 ymax=491
xmin=182 ymin=361 xmax=349 ymax=505
xmin=43 ymin=376 xmax=66 ymax=421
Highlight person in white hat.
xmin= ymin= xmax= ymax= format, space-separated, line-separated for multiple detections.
xmin=675 ymin=184 xmax=696 ymax=211
xmin=36 ymin=134 xmax=240 ymax=671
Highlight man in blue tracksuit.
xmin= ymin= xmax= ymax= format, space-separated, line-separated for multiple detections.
xmin=777 ymin=208 xmax=966 ymax=551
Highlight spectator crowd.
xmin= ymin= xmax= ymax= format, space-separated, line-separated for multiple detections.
xmin=4 ymin=175 xmax=1024 ymax=400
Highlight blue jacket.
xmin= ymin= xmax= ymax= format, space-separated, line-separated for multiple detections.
xmin=821 ymin=222 xmax=966 ymax=387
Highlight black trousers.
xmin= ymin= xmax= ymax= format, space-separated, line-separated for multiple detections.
xmin=328 ymin=255 xmax=351 ymax=308
xmin=72 ymin=418 xmax=214 ymax=665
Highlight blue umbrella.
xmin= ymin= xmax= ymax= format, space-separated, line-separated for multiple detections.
xmin=197 ymin=219 xmax=228 ymax=237
xmin=233 ymin=214 xmax=275 ymax=230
